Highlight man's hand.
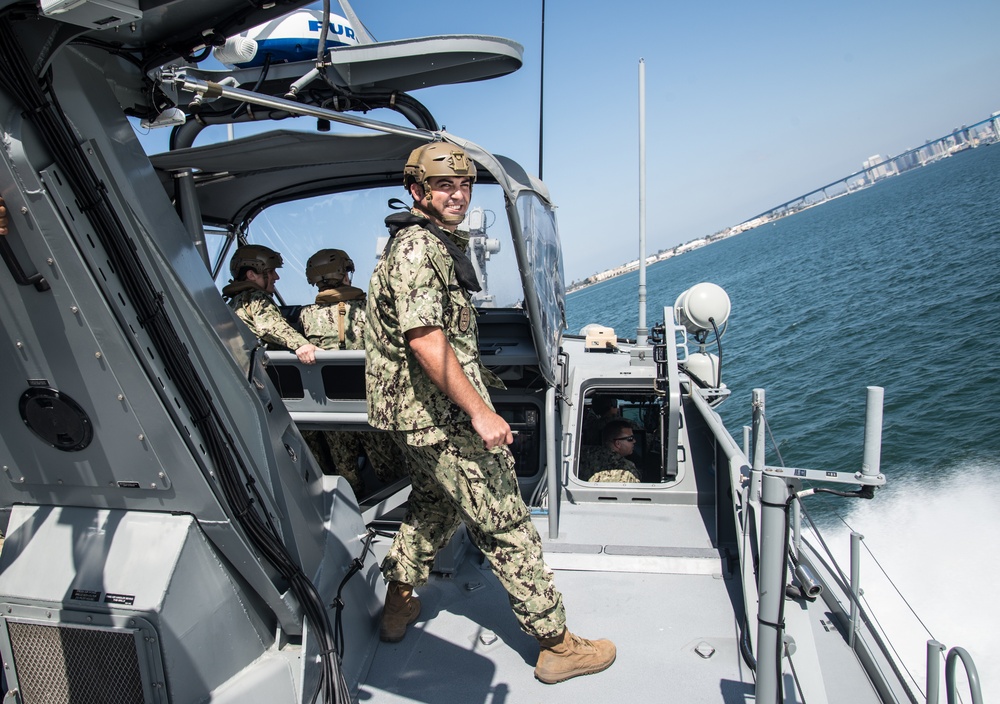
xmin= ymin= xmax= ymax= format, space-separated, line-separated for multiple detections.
xmin=471 ymin=409 xmax=514 ymax=451
xmin=0 ymin=197 xmax=8 ymax=235
xmin=295 ymin=343 xmax=318 ymax=364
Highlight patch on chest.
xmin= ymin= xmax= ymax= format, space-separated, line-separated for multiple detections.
xmin=458 ymin=306 xmax=472 ymax=332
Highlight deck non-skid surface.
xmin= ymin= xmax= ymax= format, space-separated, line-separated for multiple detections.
xmin=360 ymin=502 xmax=754 ymax=703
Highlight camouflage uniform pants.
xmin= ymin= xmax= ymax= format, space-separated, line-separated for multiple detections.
xmin=302 ymin=430 xmax=365 ymax=496
xmin=303 ymin=429 xmax=408 ymax=497
xmin=381 ymin=423 xmax=566 ymax=639
xmin=360 ymin=432 xmax=408 ymax=484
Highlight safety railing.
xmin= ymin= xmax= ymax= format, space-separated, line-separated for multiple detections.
xmin=926 ymin=640 xmax=983 ymax=704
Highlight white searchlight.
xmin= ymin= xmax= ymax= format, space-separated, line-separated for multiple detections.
xmin=673 ymin=282 xmax=731 ymax=335
xmin=674 ymin=283 xmax=731 ymax=389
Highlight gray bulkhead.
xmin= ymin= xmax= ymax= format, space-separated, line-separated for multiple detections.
xmin=0 ymin=40 xmax=381 ymax=699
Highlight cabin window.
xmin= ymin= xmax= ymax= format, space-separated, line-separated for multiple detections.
xmin=515 ymin=193 xmax=565 ymax=381
xmin=204 ymin=225 xmax=232 ymax=280
xmin=320 ymin=365 xmax=366 ymax=400
xmin=578 ymin=388 xmax=668 ymax=483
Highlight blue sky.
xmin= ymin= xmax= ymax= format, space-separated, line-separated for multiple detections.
xmin=137 ymin=0 xmax=1000 ymax=282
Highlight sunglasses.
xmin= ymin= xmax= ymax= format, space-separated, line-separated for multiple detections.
xmin=615 ymin=435 xmax=636 ymax=443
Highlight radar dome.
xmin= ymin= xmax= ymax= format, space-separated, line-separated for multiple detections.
xmin=213 ymin=10 xmax=359 ymax=68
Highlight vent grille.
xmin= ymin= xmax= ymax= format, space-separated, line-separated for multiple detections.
xmin=8 ymin=621 xmax=146 ymax=704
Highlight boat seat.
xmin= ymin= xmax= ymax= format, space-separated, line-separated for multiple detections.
xmin=278 ymin=304 xmax=305 ymax=335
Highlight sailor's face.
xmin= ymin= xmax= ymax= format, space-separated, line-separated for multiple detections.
xmin=416 ymin=176 xmax=472 ymax=228
xmin=248 ymin=268 xmax=279 ymax=293
xmin=612 ymin=434 xmax=636 ymax=457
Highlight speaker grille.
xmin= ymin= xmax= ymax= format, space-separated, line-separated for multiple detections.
xmin=8 ymin=621 xmax=145 ymax=704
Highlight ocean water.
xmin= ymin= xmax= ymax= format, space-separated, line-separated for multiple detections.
xmin=566 ymin=144 xmax=1000 ymax=699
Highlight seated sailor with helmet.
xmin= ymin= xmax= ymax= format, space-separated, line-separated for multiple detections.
xmin=297 ymin=249 xmax=408 ymax=495
xmin=299 ymin=249 xmax=366 ymax=350
xmin=582 ymin=395 xmax=619 ymax=446
xmin=579 ymin=419 xmax=642 ymax=483
xmin=222 ymin=244 xmax=319 ymax=364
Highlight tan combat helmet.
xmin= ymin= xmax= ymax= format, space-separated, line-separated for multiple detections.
xmin=306 ymin=248 xmax=355 ymax=287
xmin=403 ymin=142 xmax=477 ymax=197
xmin=229 ymin=244 xmax=283 ymax=280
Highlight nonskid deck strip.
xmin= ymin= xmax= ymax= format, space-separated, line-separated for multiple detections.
xmin=542 ymin=543 xmax=724 ymax=575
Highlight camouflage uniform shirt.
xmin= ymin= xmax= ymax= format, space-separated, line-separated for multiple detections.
xmin=365 ymin=216 xmax=492 ymax=445
xmin=579 ymin=445 xmax=641 ymax=483
xmin=300 ymin=287 xmax=366 ymax=350
xmin=227 ymin=287 xmax=309 ymax=351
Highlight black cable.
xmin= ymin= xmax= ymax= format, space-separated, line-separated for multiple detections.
xmin=184 ymin=45 xmax=212 ymax=63
xmin=316 ymin=0 xmax=330 ymax=65
xmin=231 ymin=52 xmax=272 ymax=119
xmin=68 ymin=37 xmax=145 ymax=69
xmin=138 ymin=7 xmax=260 ymax=74
xmin=738 ymin=605 xmax=756 ymax=673
xmin=812 ymin=485 xmax=876 ymax=500
xmin=310 ymin=0 xmax=437 ymax=132
xmin=709 ymin=317 xmax=723 ymax=388
xmin=332 ymin=528 xmax=378 ymax=662
xmin=315 ymin=78 xmax=439 ymax=131
xmin=681 ymin=364 xmax=711 ymax=389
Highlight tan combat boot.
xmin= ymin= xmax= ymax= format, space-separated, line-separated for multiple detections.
xmin=379 ymin=581 xmax=421 ymax=643
xmin=534 ymin=628 xmax=616 ymax=684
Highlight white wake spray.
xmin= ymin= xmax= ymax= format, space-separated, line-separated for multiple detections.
xmin=817 ymin=465 xmax=998 ymax=702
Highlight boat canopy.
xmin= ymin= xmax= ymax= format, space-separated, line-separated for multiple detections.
xmin=150 ymin=129 xmax=567 ymax=384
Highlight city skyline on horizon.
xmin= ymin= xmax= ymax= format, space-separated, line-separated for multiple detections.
xmin=566 ymin=110 xmax=999 ymax=292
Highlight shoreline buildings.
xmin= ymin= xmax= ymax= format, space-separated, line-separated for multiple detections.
xmin=567 ymin=113 xmax=1000 ymax=294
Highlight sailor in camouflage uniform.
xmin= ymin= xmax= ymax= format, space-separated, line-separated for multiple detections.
xmin=365 ymin=143 xmax=615 ymax=684
xmin=579 ymin=419 xmax=642 ymax=483
xmin=299 ymin=249 xmax=407 ymax=495
xmin=221 ymin=244 xmax=319 ymax=364
xmin=221 ymin=246 xmax=367 ymax=490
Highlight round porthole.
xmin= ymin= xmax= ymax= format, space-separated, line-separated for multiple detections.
xmin=19 ymin=387 xmax=94 ymax=452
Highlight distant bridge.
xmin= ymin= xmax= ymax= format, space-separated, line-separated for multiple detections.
xmin=740 ymin=114 xmax=1000 ymax=226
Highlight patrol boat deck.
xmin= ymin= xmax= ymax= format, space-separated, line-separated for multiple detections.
xmin=0 ymin=0 xmax=984 ymax=701
xmin=362 ymin=512 xmax=750 ymax=703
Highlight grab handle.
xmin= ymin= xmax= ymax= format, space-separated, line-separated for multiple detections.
xmin=0 ymin=231 xmax=49 ymax=292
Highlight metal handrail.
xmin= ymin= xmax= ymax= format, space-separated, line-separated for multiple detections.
xmin=946 ymin=646 xmax=983 ymax=704
xmin=170 ymin=73 xmax=436 ymax=142
xmin=926 ymin=641 xmax=984 ymax=704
